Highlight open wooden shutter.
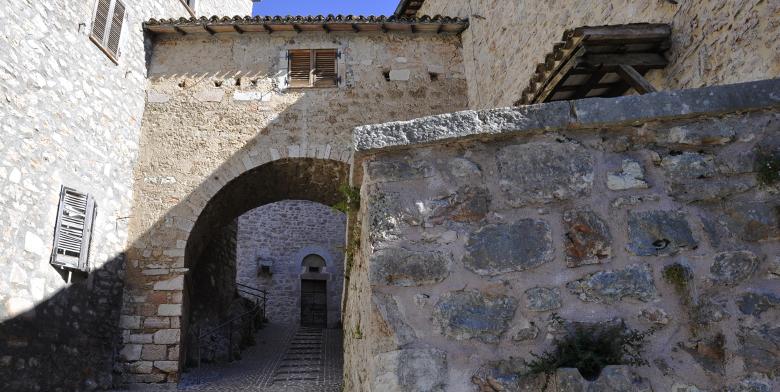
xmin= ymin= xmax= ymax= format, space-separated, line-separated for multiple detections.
xmin=313 ymin=49 xmax=338 ymax=87
xmin=90 ymin=0 xmax=125 ymax=62
xmin=289 ymin=50 xmax=313 ymax=88
xmin=106 ymin=0 xmax=125 ymax=57
xmin=91 ymin=0 xmax=111 ymax=43
xmin=51 ymin=186 xmax=97 ymax=273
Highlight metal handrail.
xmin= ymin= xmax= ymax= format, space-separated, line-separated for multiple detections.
xmin=194 ymin=283 xmax=268 ymax=380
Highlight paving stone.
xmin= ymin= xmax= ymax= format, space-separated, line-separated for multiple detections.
xmin=433 ymin=290 xmax=518 ymax=343
xmin=462 ymin=219 xmax=553 ymax=276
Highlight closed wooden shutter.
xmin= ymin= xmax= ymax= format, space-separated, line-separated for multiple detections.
xmin=313 ymin=49 xmax=338 ymax=87
xmin=51 ymin=186 xmax=97 ymax=273
xmin=106 ymin=0 xmax=125 ymax=56
xmin=90 ymin=0 xmax=125 ymax=62
xmin=289 ymin=50 xmax=313 ymax=88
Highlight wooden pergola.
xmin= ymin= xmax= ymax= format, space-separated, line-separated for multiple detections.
xmin=516 ymin=23 xmax=672 ymax=106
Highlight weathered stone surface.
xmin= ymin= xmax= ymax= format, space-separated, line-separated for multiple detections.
xmin=681 ymin=333 xmax=726 ymax=373
xmin=627 ymin=210 xmax=697 ymax=256
xmin=153 ymin=329 xmax=180 ymax=345
xmin=567 ymin=264 xmax=657 ymax=303
xmin=369 ymin=247 xmax=450 ymax=287
xmin=462 ymin=220 xmax=553 ymax=276
xmin=563 ymin=210 xmax=612 ymax=267
xmin=724 ymin=377 xmax=772 ymax=392
xmin=119 ymin=344 xmax=143 ymax=362
xmin=447 ymin=157 xmax=482 ymax=178
xmin=718 ymin=202 xmax=780 ymax=242
xmin=607 ymin=159 xmax=649 ymax=191
xmin=153 ymin=275 xmax=184 ymax=291
xmin=710 ymin=251 xmax=760 ymax=286
xmin=372 ymin=292 xmax=417 ymax=347
xmin=511 ymin=321 xmax=539 ymax=342
xmin=496 ymin=141 xmax=593 ymax=206
xmin=639 ymin=307 xmax=671 ymax=326
xmin=367 ymin=159 xmax=434 ymax=183
xmin=737 ymin=291 xmax=780 ymax=317
xmin=662 ymin=151 xmax=716 ymax=179
xmin=586 ymin=365 xmax=653 ymax=391
xmin=427 ymin=186 xmax=490 ymax=224
xmin=157 ymin=304 xmax=182 ymax=316
xmin=153 ymin=361 xmax=179 ymax=374
xmin=737 ymin=324 xmax=780 ymax=376
xmin=666 ymin=124 xmax=736 ymax=146
xmin=691 ymin=293 xmax=731 ymax=326
xmin=610 ymin=194 xmax=661 ymax=208
xmin=373 ymin=348 xmax=447 ymax=392
xmin=523 ymin=287 xmax=562 ymax=311
xmin=433 ymin=290 xmax=518 ymax=343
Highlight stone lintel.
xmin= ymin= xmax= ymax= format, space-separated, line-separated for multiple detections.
xmin=352 ymin=78 xmax=780 ymax=153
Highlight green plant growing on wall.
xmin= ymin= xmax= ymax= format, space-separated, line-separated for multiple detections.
xmin=524 ymin=320 xmax=648 ymax=384
xmin=756 ymin=150 xmax=780 ymax=186
xmin=333 ymin=183 xmax=362 ymax=277
xmin=662 ymin=263 xmax=692 ymax=297
xmin=352 ymin=322 xmax=364 ymax=340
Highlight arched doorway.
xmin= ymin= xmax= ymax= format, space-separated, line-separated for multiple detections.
xmin=181 ymin=158 xmax=349 ymax=370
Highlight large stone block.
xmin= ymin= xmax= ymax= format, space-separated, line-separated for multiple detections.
xmin=373 ymin=348 xmax=447 ymax=392
xmin=427 ymin=186 xmax=490 ymax=224
xmin=710 ymin=251 xmax=761 ymax=286
xmin=462 ymin=219 xmax=553 ymax=276
xmin=737 ymin=291 xmax=780 ymax=317
xmin=627 ymin=210 xmax=697 ymax=256
xmin=523 ymin=287 xmax=562 ymax=312
xmin=718 ymin=202 xmax=780 ymax=242
xmin=372 ymin=292 xmax=417 ymax=347
xmin=496 ymin=141 xmax=593 ymax=206
xmin=367 ymin=159 xmax=434 ymax=183
xmin=369 ymin=247 xmax=450 ymax=286
xmin=433 ymin=290 xmax=518 ymax=343
xmin=607 ymin=159 xmax=648 ymax=191
xmin=567 ymin=264 xmax=657 ymax=303
xmin=737 ymin=324 xmax=780 ymax=377
xmin=563 ymin=210 xmax=612 ymax=267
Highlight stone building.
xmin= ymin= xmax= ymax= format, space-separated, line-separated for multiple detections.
xmin=0 ymin=0 xmax=778 ymax=391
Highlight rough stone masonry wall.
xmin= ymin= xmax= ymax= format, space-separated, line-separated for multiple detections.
xmin=345 ymin=79 xmax=780 ymax=392
xmin=418 ymin=0 xmax=780 ymax=109
xmin=0 ymin=1 xmax=192 ymax=391
xmin=237 ymin=200 xmax=346 ymax=327
xmin=120 ymin=31 xmax=467 ymax=384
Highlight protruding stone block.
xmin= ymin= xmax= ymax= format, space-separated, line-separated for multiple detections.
xmin=563 ymin=210 xmax=612 ymax=267
xmin=607 ymin=159 xmax=648 ymax=190
xmin=497 ymin=141 xmax=593 ymax=206
xmin=153 ymin=329 xmax=180 ymax=345
xmin=373 ymin=348 xmax=447 ymax=392
xmin=463 ymin=219 xmax=553 ymax=276
xmin=157 ymin=304 xmax=182 ymax=316
xmin=369 ymin=248 xmax=450 ymax=287
xmin=627 ymin=210 xmax=696 ymax=256
xmin=567 ymin=264 xmax=657 ymax=303
xmin=433 ymin=290 xmax=517 ymax=343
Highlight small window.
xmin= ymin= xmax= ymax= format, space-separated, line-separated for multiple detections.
xmin=90 ymin=0 xmax=126 ymax=63
xmin=51 ymin=186 xmax=97 ymax=273
xmin=288 ymin=49 xmax=339 ymax=88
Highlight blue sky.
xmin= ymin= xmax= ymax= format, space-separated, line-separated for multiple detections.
xmin=252 ymin=0 xmax=398 ymax=16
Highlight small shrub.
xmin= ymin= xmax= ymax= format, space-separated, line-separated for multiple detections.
xmin=352 ymin=322 xmax=364 ymax=339
xmin=662 ymin=263 xmax=692 ymax=295
xmin=756 ymin=151 xmax=780 ymax=186
xmin=332 ymin=184 xmax=361 ymax=213
xmin=524 ymin=321 xmax=648 ymax=383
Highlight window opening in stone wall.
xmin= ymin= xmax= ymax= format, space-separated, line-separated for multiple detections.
xmin=89 ymin=0 xmax=126 ymax=64
xmin=51 ymin=186 xmax=97 ymax=281
xmin=302 ymin=253 xmax=327 ymax=273
xmin=288 ymin=49 xmax=339 ymax=88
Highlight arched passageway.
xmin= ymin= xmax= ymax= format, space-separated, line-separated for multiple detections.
xmin=180 ymin=158 xmax=348 ymax=386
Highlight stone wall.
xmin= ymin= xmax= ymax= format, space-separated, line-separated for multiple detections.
xmin=120 ymin=29 xmax=467 ymax=384
xmin=237 ymin=200 xmax=346 ymax=327
xmin=417 ymin=0 xmax=780 ymax=109
xmin=345 ymin=79 xmax=780 ymax=391
xmin=193 ymin=0 xmax=253 ymax=17
xmin=0 ymin=1 xmax=191 ymax=390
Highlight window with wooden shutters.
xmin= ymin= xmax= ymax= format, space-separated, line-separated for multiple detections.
xmin=90 ymin=0 xmax=126 ymax=63
xmin=287 ymin=49 xmax=339 ymax=88
xmin=51 ymin=186 xmax=97 ymax=273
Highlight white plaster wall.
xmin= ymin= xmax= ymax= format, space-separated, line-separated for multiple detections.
xmin=193 ymin=0 xmax=253 ymax=17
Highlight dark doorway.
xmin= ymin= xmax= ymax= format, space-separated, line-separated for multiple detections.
xmin=300 ymin=279 xmax=327 ymax=327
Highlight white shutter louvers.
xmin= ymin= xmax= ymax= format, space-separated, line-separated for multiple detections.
xmin=51 ymin=186 xmax=97 ymax=273
xmin=90 ymin=0 xmax=126 ymax=63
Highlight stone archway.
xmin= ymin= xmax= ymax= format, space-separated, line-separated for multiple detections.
xmin=181 ymin=157 xmax=349 ymax=371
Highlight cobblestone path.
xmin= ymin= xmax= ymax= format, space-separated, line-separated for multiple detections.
xmin=173 ymin=323 xmax=342 ymax=392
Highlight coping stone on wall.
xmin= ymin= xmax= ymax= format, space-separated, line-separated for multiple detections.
xmin=352 ymin=78 xmax=780 ymax=152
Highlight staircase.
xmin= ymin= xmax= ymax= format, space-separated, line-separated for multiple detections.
xmin=272 ymin=327 xmax=324 ymax=384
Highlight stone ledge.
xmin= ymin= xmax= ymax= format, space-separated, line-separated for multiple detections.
xmin=353 ymin=78 xmax=780 ymax=152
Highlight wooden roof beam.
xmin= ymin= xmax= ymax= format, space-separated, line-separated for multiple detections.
xmin=616 ymin=64 xmax=657 ymax=94
xmin=203 ymin=25 xmax=216 ymax=35
xmin=233 ymin=25 xmax=244 ymax=34
xmin=262 ymin=24 xmax=273 ymax=34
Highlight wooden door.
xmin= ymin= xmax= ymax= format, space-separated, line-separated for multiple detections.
xmin=300 ymin=280 xmax=327 ymax=327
